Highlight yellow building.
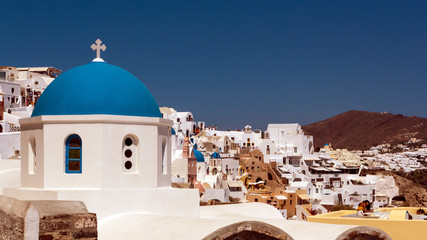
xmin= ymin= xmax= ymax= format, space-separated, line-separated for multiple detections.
xmin=307 ymin=207 xmax=427 ymax=240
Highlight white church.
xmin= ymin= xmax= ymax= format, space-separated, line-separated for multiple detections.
xmin=3 ymin=39 xmax=199 ymax=220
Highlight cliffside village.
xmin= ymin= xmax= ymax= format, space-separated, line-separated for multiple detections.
xmin=1 ymin=65 xmax=426 ymax=221
xmin=163 ymin=108 xmax=427 ymax=219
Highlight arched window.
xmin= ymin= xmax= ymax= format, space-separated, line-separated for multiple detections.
xmin=161 ymin=136 xmax=167 ymax=174
xmin=28 ymin=135 xmax=36 ymax=174
xmin=65 ymin=134 xmax=82 ymax=174
xmin=309 ymin=141 xmax=314 ymax=154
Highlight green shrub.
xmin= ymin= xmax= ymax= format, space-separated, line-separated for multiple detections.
xmin=330 ymin=205 xmax=355 ymax=212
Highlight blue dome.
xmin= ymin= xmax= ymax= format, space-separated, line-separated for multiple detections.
xmin=171 ymin=128 xmax=176 ymax=135
xmin=32 ymin=61 xmax=161 ymax=118
xmin=211 ymin=152 xmax=221 ymax=159
xmin=194 ymin=149 xmax=205 ymax=162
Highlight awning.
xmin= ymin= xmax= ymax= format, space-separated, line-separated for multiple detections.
xmin=30 ymin=67 xmax=51 ymax=72
xmin=236 ymin=172 xmax=248 ymax=180
xmin=311 ymin=167 xmax=329 ymax=171
xmin=316 ymin=167 xmax=332 ymax=171
xmin=17 ymin=67 xmax=62 ymax=74
xmin=327 ymin=168 xmax=341 ymax=172
xmin=248 ymin=181 xmax=265 ymax=185
xmin=275 ymin=195 xmax=288 ymax=200
xmin=250 ymin=193 xmax=268 ymax=199
xmin=228 ymin=181 xmax=241 ymax=188
xmin=375 ymin=193 xmax=388 ymax=197
xmin=298 ymin=194 xmax=310 ymax=200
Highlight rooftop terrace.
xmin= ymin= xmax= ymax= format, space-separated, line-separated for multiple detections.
xmin=307 ymin=207 xmax=427 ymax=240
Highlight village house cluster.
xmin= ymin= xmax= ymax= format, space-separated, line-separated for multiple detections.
xmin=160 ymin=108 xmax=427 ymax=220
xmin=352 ymin=141 xmax=427 ymax=172
xmin=0 ymin=66 xmax=60 ymax=159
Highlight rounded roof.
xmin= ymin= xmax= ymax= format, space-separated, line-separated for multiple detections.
xmin=194 ymin=149 xmax=205 ymax=162
xmin=32 ymin=61 xmax=161 ymax=118
xmin=211 ymin=152 xmax=221 ymax=159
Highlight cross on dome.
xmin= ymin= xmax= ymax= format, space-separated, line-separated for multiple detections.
xmin=91 ymin=39 xmax=107 ymax=62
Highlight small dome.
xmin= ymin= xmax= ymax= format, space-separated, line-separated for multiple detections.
xmin=211 ymin=152 xmax=221 ymax=159
xmin=171 ymin=128 xmax=176 ymax=135
xmin=194 ymin=149 xmax=205 ymax=162
xmin=32 ymin=62 xmax=161 ymax=118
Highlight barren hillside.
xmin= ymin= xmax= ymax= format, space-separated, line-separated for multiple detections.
xmin=302 ymin=110 xmax=427 ymax=150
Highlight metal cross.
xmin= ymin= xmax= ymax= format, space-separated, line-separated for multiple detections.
xmin=91 ymin=39 xmax=107 ymax=59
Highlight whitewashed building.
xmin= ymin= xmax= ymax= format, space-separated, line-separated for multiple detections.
xmin=0 ymin=66 xmax=60 ymax=159
xmin=3 ymin=41 xmax=199 ymax=220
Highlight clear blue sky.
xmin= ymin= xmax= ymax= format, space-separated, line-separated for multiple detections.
xmin=1 ymin=1 xmax=426 ymax=130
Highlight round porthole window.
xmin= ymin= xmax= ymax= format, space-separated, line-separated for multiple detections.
xmin=125 ymin=138 xmax=133 ymax=146
xmin=125 ymin=149 xmax=132 ymax=158
xmin=124 ymin=161 xmax=132 ymax=169
xmin=122 ymin=135 xmax=137 ymax=173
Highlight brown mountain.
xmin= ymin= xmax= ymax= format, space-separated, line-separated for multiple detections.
xmin=302 ymin=110 xmax=427 ymax=150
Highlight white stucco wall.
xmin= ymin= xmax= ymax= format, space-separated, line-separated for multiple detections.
xmin=221 ymin=158 xmax=239 ymax=178
xmin=0 ymin=81 xmax=21 ymax=108
xmin=4 ymin=114 xmax=201 ymax=220
xmin=172 ymin=158 xmax=188 ymax=182
xmin=202 ymin=188 xmax=229 ymax=203
xmin=19 ymin=115 xmax=172 ymax=189
xmin=0 ymin=132 xmax=21 ymax=159
xmin=0 ymin=159 xmax=20 ymax=194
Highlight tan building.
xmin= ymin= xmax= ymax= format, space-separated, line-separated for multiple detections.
xmin=239 ymin=150 xmax=287 ymax=188
xmin=239 ymin=150 xmax=311 ymax=218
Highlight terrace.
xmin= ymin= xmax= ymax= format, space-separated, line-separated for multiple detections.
xmin=307 ymin=207 xmax=427 ymax=240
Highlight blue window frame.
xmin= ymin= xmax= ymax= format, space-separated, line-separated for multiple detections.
xmin=65 ymin=134 xmax=82 ymax=174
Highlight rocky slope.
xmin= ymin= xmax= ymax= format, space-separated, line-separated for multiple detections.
xmin=302 ymin=110 xmax=427 ymax=150
xmin=365 ymin=170 xmax=427 ymax=207
xmin=387 ymin=172 xmax=427 ymax=207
